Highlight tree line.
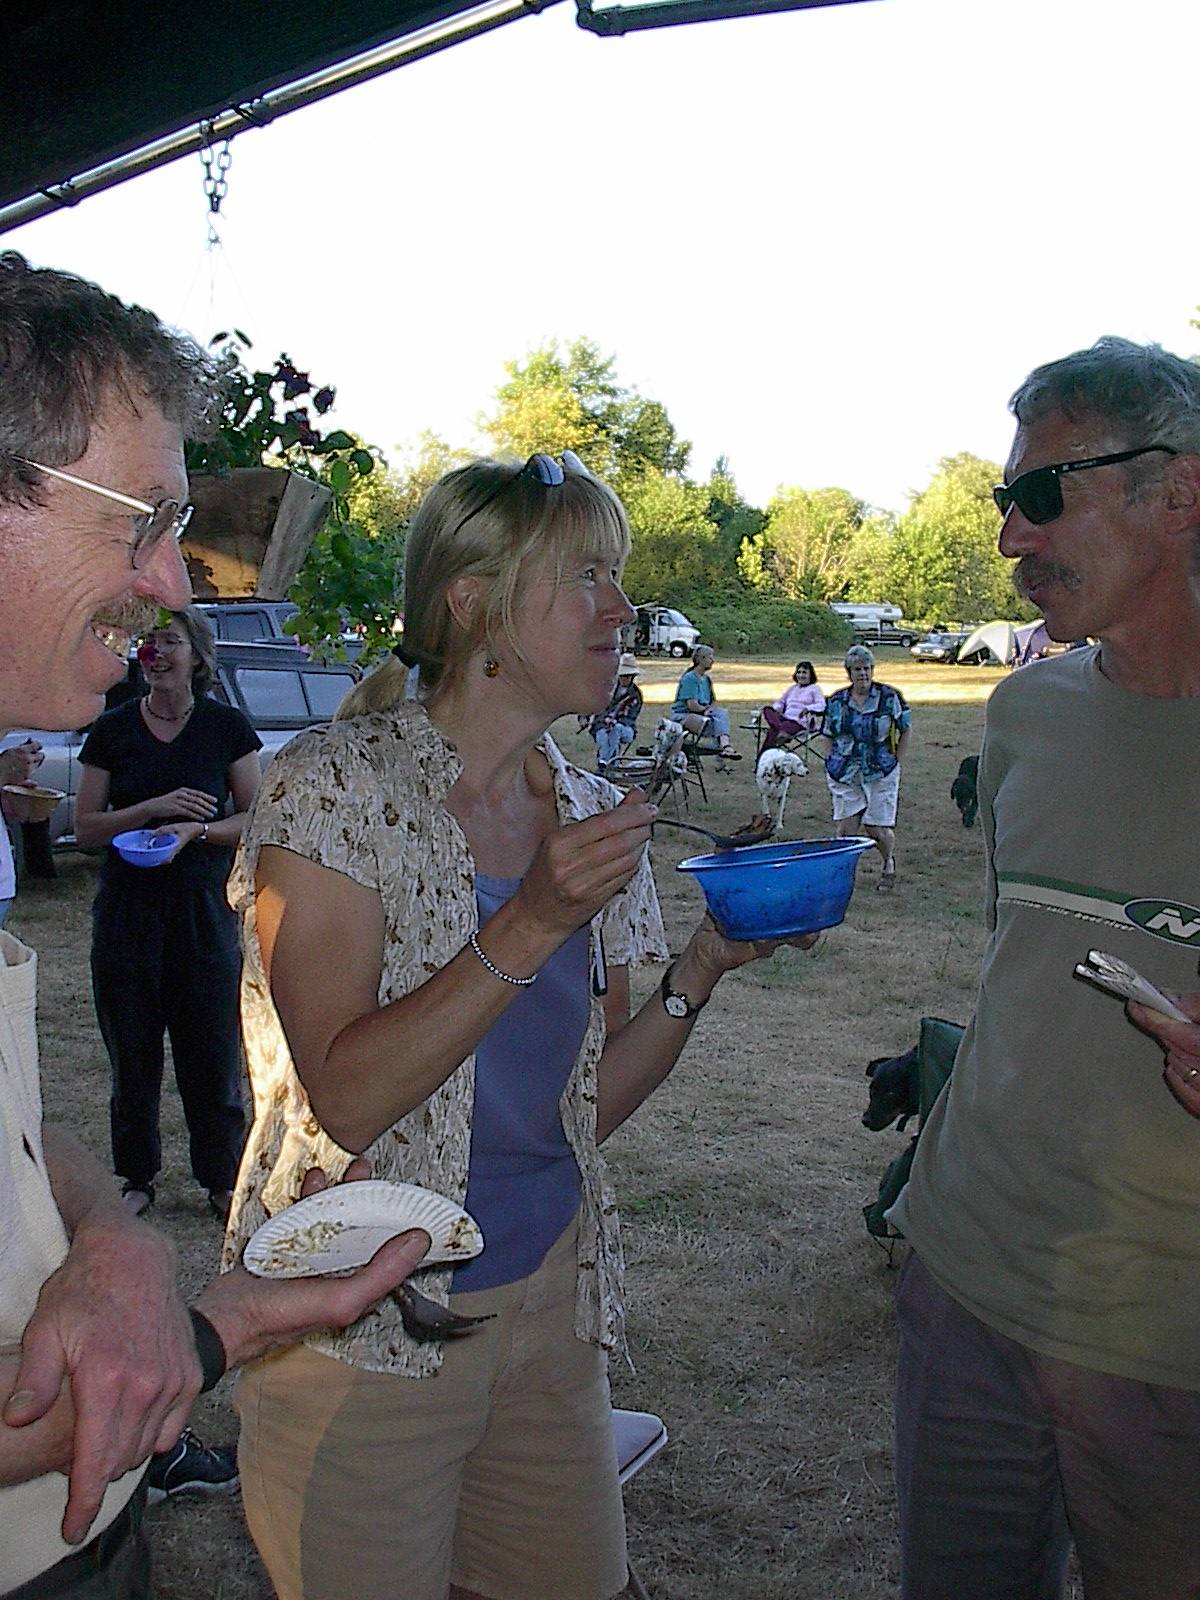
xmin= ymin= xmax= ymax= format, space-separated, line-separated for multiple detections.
xmin=195 ymin=335 xmax=1036 ymax=658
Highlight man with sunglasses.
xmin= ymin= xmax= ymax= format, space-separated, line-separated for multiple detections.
xmin=0 ymin=252 xmax=429 ymax=1597
xmin=888 ymin=336 xmax=1200 ymax=1599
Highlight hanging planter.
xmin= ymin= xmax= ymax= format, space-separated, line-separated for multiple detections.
xmin=182 ymin=467 xmax=332 ymax=600
xmin=183 ymin=338 xmax=373 ymax=601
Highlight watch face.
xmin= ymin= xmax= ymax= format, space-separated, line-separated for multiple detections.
xmin=665 ymin=993 xmax=690 ymax=1018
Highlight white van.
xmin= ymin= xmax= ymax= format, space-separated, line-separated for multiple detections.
xmin=625 ymin=604 xmax=701 ymax=658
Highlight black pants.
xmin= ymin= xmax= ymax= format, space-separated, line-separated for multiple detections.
xmin=92 ymin=875 xmax=245 ymax=1194
xmin=3 ymin=1482 xmax=149 ymax=1599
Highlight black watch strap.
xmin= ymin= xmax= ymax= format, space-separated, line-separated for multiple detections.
xmin=660 ymin=963 xmax=708 ymax=1021
xmin=188 ymin=1307 xmax=228 ymax=1393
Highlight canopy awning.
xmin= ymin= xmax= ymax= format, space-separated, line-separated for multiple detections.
xmin=0 ymin=0 xmax=876 ymax=236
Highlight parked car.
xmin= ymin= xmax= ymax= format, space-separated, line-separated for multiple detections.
xmin=198 ymin=599 xmax=300 ymax=644
xmin=624 ymin=604 xmax=700 ymax=658
xmin=2 ymin=640 xmax=358 ymax=846
xmin=911 ymin=630 xmax=970 ymax=663
xmin=198 ymin=600 xmax=364 ymax=661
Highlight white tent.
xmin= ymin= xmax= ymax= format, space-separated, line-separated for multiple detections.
xmin=958 ymin=620 xmax=1016 ymax=666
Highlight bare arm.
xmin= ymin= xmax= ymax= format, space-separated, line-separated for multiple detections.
xmin=0 ymin=1150 xmax=430 ymax=1536
xmin=4 ymin=1127 xmax=197 ymax=1543
xmin=259 ymin=795 xmax=656 ymax=1153
xmin=74 ymin=764 xmax=218 ymax=846
xmin=152 ymin=749 xmax=261 ymax=858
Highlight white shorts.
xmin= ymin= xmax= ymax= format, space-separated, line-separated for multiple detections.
xmin=827 ymin=764 xmax=901 ymax=827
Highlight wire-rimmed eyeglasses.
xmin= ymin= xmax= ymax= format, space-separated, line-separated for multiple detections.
xmin=11 ymin=456 xmax=194 ymax=569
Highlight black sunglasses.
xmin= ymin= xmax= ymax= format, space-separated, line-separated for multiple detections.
xmin=448 ymin=451 xmax=590 ymax=541
xmin=992 ymin=446 xmax=1176 ymax=526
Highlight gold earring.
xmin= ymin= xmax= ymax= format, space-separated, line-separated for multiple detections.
xmin=483 ymin=657 xmax=500 ymax=678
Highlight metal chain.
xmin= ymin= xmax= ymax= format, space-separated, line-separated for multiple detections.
xmin=199 ymin=125 xmax=233 ymax=247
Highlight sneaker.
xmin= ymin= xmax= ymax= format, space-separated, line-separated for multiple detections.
xmin=146 ymin=1429 xmax=239 ymax=1504
xmin=120 ymin=1181 xmax=154 ymax=1217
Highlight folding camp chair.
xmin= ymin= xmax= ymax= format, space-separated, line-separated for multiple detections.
xmin=863 ymin=1015 xmax=964 ymax=1248
xmin=612 ymin=1408 xmax=668 ymax=1600
xmin=613 ymin=718 xmax=706 ymax=815
xmin=745 ymin=709 xmax=824 ymax=766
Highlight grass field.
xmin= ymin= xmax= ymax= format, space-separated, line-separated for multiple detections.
xmin=8 ymin=650 xmax=1014 ymax=1600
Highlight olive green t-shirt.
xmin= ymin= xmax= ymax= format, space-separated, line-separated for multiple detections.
xmin=892 ymin=646 xmax=1200 ymax=1389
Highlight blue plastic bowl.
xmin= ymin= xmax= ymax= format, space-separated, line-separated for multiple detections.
xmin=677 ymin=836 xmax=875 ymax=940
xmin=112 ymin=829 xmax=178 ymax=869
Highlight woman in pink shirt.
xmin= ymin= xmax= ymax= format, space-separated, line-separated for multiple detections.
xmin=760 ymin=660 xmax=825 ymax=752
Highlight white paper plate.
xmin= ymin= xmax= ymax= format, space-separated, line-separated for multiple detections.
xmin=242 ymin=1180 xmax=484 ymax=1279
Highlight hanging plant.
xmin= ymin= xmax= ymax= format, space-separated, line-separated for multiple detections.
xmin=184 ymin=332 xmax=377 ymax=513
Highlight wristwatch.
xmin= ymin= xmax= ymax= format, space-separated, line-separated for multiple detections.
xmin=660 ymin=963 xmax=708 ymax=1021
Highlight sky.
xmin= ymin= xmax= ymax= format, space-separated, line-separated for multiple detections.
xmin=7 ymin=0 xmax=1200 ymax=516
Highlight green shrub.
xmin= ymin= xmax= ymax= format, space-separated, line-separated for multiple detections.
xmin=681 ymin=596 xmax=854 ymax=654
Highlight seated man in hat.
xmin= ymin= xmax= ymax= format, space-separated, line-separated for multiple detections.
xmin=589 ymin=652 xmax=643 ymax=773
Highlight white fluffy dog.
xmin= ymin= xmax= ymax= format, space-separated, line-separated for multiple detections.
xmin=755 ymin=747 xmax=808 ymax=830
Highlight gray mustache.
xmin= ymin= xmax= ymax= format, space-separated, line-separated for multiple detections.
xmin=1015 ymin=558 xmax=1081 ymax=597
xmin=92 ymin=597 xmax=163 ymax=638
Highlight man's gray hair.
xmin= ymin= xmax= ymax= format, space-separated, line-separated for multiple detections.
xmin=692 ymin=643 xmax=715 ymax=666
xmin=844 ymin=643 xmax=875 ymax=672
xmin=0 ymin=252 xmax=219 ymax=507
xmin=1010 ymin=336 xmax=1200 ymax=456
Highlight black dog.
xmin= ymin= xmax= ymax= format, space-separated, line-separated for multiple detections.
xmin=950 ymin=754 xmax=979 ymax=828
xmin=863 ymin=1046 xmax=920 ymax=1131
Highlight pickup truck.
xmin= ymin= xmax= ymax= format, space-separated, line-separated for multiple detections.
xmin=3 ymin=640 xmax=358 ymax=847
xmin=852 ymin=620 xmax=919 ymax=648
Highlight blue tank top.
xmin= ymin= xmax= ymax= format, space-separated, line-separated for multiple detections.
xmin=452 ymin=871 xmax=589 ymax=1292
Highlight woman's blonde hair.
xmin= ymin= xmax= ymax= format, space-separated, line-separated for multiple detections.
xmin=336 ymin=456 xmax=631 ymax=718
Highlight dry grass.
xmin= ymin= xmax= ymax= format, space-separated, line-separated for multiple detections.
xmin=10 ymin=652 xmax=1019 ymax=1599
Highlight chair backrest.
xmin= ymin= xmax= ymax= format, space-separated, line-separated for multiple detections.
xmin=862 ymin=1017 xmax=964 ymax=1240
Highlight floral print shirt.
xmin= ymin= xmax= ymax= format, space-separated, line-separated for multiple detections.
xmin=822 ymin=683 xmax=911 ymax=780
xmin=222 ymin=702 xmax=668 ymax=1377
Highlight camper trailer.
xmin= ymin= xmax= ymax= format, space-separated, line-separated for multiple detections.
xmin=829 ymin=603 xmax=917 ymax=647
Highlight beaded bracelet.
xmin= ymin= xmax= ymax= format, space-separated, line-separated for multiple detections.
xmin=188 ymin=1307 xmax=228 ymax=1394
xmin=468 ymin=932 xmax=536 ymax=987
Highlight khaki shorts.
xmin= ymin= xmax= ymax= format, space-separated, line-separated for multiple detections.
xmin=235 ymin=1218 xmax=626 ymax=1600
xmin=827 ymin=763 xmax=901 ymax=826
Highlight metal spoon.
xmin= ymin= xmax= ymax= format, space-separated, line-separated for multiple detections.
xmin=651 ymin=814 xmax=775 ymax=852
xmin=392 ymin=1281 xmax=495 ymax=1342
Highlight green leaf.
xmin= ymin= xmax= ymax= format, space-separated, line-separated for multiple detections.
xmin=327 ymin=459 xmax=353 ymax=496
xmin=322 ymin=431 xmax=356 ymax=451
xmin=331 ymin=531 xmax=353 ymax=564
xmin=351 ymin=450 xmax=375 ymax=476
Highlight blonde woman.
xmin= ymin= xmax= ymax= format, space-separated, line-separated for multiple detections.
xmin=224 ymin=452 xmax=804 ymax=1600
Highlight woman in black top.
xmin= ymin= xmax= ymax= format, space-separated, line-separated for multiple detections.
xmin=75 ymin=607 xmax=261 ymax=1219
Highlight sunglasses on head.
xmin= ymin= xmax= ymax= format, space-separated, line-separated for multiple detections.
xmin=992 ymin=445 xmax=1176 ymax=526
xmin=448 ymin=451 xmax=591 ymax=541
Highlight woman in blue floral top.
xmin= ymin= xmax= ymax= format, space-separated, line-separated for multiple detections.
xmin=819 ymin=643 xmax=912 ymax=890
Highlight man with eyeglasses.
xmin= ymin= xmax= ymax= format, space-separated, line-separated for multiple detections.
xmin=888 ymin=336 xmax=1200 ymax=1598
xmin=0 ymin=252 xmax=429 ymax=1597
